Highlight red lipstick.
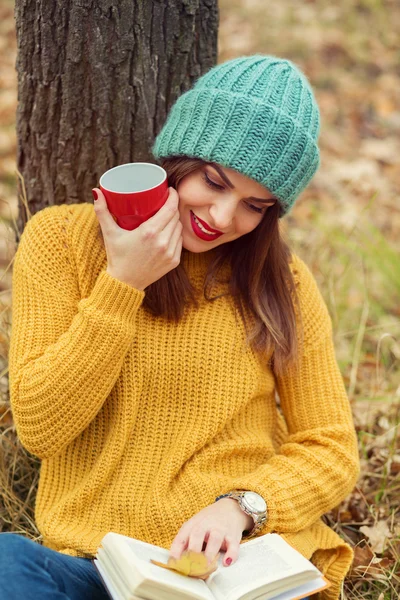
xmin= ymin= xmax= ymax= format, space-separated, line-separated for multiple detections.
xmin=190 ymin=211 xmax=223 ymax=242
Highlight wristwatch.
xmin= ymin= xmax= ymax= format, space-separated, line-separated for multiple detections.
xmin=215 ymin=490 xmax=267 ymax=538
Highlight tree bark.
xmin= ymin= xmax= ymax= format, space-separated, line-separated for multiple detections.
xmin=14 ymin=0 xmax=218 ymax=236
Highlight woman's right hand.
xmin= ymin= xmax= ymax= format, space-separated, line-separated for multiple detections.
xmin=92 ymin=186 xmax=183 ymax=291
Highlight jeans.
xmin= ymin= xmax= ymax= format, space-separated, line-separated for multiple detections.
xmin=0 ymin=532 xmax=109 ymax=599
xmin=0 ymin=532 xmax=312 ymax=600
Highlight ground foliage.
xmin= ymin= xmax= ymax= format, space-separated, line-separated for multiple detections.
xmin=0 ymin=0 xmax=399 ymax=597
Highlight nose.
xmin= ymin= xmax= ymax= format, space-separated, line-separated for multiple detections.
xmin=208 ymin=200 xmax=236 ymax=231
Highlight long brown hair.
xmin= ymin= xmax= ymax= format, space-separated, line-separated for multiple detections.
xmin=97 ymin=156 xmax=301 ymax=375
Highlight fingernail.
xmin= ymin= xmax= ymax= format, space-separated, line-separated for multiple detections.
xmin=92 ymin=189 xmax=98 ymax=201
xmin=225 ymin=557 xmax=232 ymax=566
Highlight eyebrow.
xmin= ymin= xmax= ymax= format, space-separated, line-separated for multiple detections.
xmin=208 ymin=163 xmax=277 ymax=204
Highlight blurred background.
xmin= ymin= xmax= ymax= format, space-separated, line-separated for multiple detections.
xmin=0 ymin=0 xmax=399 ymax=597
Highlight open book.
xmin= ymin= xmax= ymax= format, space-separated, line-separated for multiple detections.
xmin=93 ymin=531 xmax=330 ymax=600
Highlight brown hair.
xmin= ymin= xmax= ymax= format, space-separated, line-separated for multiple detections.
xmin=97 ymin=156 xmax=300 ymax=375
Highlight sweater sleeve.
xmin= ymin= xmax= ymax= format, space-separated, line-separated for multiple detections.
xmin=8 ymin=206 xmax=145 ymax=459
xmin=230 ymin=256 xmax=360 ymax=533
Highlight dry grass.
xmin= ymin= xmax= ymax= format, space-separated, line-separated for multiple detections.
xmin=1 ymin=0 xmax=400 ymax=597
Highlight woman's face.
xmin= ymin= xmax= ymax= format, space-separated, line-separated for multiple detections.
xmin=177 ymin=162 xmax=276 ymax=253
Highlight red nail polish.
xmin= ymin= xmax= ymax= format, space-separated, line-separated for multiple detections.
xmin=225 ymin=557 xmax=232 ymax=566
xmin=92 ymin=189 xmax=98 ymax=201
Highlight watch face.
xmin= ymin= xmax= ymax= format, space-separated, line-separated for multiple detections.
xmin=243 ymin=492 xmax=267 ymax=514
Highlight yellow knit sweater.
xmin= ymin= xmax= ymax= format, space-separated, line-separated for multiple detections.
xmin=9 ymin=203 xmax=359 ymax=599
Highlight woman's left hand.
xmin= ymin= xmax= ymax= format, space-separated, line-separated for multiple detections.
xmin=169 ymin=498 xmax=253 ymax=567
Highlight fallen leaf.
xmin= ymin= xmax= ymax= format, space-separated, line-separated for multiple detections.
xmin=348 ymin=495 xmax=369 ymax=522
xmin=150 ymin=550 xmax=219 ymax=579
xmin=349 ymin=545 xmax=395 ymax=580
xmin=360 ymin=521 xmax=392 ymax=554
xmin=338 ymin=509 xmax=353 ymax=523
xmin=351 ymin=544 xmax=374 ymax=571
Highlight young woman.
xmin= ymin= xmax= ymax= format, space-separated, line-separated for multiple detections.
xmin=4 ymin=55 xmax=359 ymax=600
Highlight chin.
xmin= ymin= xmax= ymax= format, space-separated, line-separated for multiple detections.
xmin=182 ymin=239 xmax=210 ymax=253
xmin=183 ymin=229 xmax=225 ymax=252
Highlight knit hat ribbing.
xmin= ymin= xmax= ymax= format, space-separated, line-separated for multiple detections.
xmin=152 ymin=55 xmax=320 ymax=216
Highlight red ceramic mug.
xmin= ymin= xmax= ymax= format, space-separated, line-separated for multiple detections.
xmin=99 ymin=162 xmax=169 ymax=231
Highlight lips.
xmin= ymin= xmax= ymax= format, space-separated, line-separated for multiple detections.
xmin=193 ymin=212 xmax=222 ymax=234
xmin=190 ymin=211 xmax=223 ymax=242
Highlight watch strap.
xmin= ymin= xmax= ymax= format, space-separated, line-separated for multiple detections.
xmin=215 ymin=490 xmax=267 ymax=538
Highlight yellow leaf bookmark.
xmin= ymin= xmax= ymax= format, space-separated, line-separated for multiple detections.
xmin=150 ymin=550 xmax=219 ymax=580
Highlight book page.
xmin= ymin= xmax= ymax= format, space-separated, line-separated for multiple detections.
xmin=265 ymin=576 xmax=330 ymax=600
xmin=101 ymin=532 xmax=215 ymax=600
xmin=206 ymin=534 xmax=319 ymax=600
xmin=93 ymin=556 xmax=131 ymax=600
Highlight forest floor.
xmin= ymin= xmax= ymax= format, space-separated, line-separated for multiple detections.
xmin=0 ymin=0 xmax=399 ymax=597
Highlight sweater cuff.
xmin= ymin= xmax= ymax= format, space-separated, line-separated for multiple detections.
xmin=82 ymin=270 xmax=145 ymax=324
xmin=228 ymin=475 xmax=298 ymax=535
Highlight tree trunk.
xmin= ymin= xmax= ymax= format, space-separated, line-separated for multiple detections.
xmin=14 ymin=0 xmax=218 ymax=237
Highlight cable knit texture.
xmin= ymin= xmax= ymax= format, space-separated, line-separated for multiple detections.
xmin=152 ymin=55 xmax=320 ymax=216
xmin=8 ymin=203 xmax=359 ymax=600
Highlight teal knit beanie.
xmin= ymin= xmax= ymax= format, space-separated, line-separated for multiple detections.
xmin=152 ymin=54 xmax=320 ymax=216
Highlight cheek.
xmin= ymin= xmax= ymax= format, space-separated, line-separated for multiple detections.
xmin=177 ymin=178 xmax=263 ymax=236
xmin=177 ymin=177 xmax=210 ymax=208
xmin=237 ymin=214 xmax=262 ymax=236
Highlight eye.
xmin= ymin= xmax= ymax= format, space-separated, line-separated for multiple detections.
xmin=203 ymin=170 xmax=267 ymax=215
xmin=245 ymin=202 xmax=265 ymax=214
xmin=202 ymin=172 xmax=224 ymax=190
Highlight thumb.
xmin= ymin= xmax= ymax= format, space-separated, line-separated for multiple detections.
xmin=92 ymin=188 xmax=119 ymax=232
